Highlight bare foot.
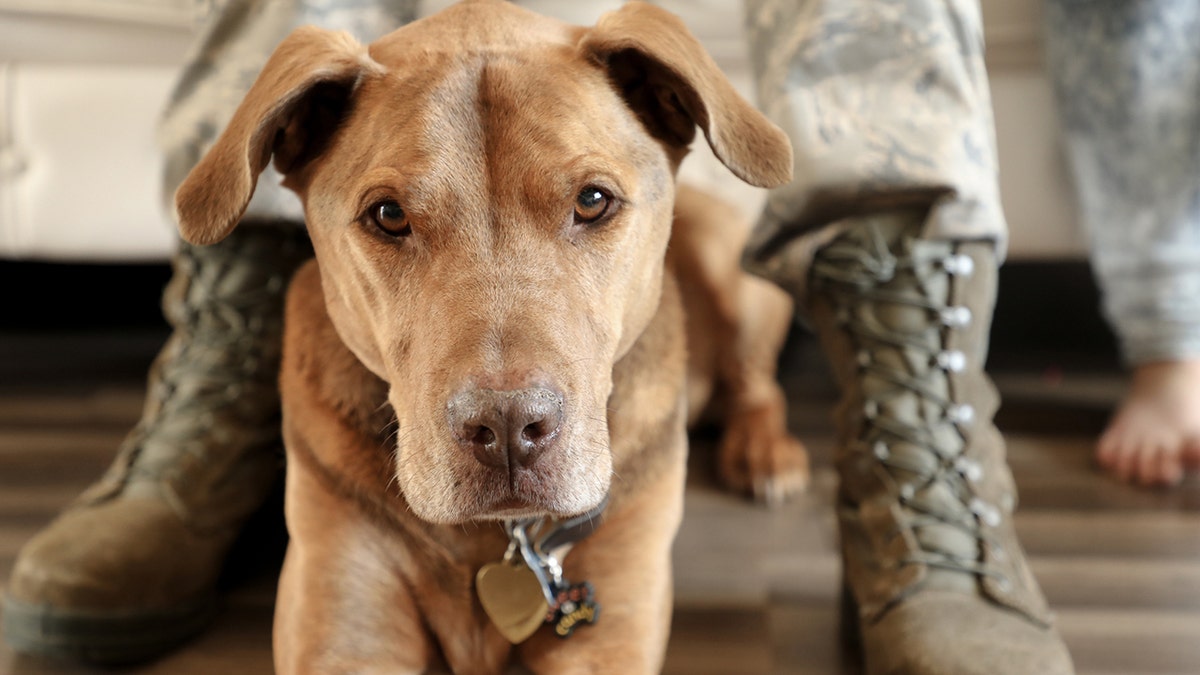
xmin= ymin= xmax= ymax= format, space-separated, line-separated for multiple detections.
xmin=1097 ymin=360 xmax=1200 ymax=487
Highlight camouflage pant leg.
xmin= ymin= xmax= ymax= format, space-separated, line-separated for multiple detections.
xmin=158 ymin=0 xmax=420 ymax=224
xmin=1045 ymin=1 xmax=1200 ymax=364
xmin=740 ymin=0 xmax=1004 ymax=299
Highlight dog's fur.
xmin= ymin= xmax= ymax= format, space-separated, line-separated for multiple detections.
xmin=175 ymin=1 xmax=806 ymax=672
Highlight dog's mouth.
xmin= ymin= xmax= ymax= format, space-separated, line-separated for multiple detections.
xmin=473 ymin=489 xmax=610 ymax=524
xmin=395 ymin=435 xmax=612 ymax=525
xmin=468 ymin=464 xmax=605 ymax=521
xmin=475 ymin=497 xmax=551 ymax=522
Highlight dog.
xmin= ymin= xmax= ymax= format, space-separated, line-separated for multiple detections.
xmin=174 ymin=1 xmax=806 ymax=672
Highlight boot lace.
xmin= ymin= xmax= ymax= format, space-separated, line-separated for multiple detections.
xmin=813 ymin=222 xmax=1009 ymax=587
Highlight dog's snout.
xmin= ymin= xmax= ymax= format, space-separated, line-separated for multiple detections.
xmin=448 ymin=387 xmax=564 ymax=470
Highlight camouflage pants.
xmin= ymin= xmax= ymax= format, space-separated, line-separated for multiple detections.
xmin=740 ymin=0 xmax=1004 ymax=298
xmin=1046 ymin=0 xmax=1200 ymax=365
xmin=160 ymin=0 xmax=1004 ymax=293
xmin=159 ymin=0 xmax=421 ymax=223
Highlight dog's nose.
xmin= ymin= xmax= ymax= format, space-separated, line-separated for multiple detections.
xmin=447 ymin=387 xmax=564 ymax=469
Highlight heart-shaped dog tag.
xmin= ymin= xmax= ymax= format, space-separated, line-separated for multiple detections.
xmin=476 ymin=561 xmax=550 ymax=643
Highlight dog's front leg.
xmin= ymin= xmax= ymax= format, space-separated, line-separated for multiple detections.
xmin=516 ymin=444 xmax=686 ymax=674
xmin=274 ymin=453 xmax=435 ymax=675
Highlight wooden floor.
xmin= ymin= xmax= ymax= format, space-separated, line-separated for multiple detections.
xmin=1 ymin=329 xmax=1199 ymax=674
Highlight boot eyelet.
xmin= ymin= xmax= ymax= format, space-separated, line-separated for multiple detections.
xmin=857 ymin=350 xmax=872 ymax=367
xmin=970 ymin=498 xmax=1001 ymax=527
xmin=943 ymin=254 xmax=975 ymax=276
xmin=936 ymin=350 xmax=967 ymax=372
xmin=954 ymin=457 xmax=983 ymax=482
xmin=873 ymin=441 xmax=890 ymax=460
xmin=947 ymin=403 xmax=975 ymax=425
xmin=940 ymin=306 xmax=972 ymax=328
xmin=899 ymin=484 xmax=915 ymax=500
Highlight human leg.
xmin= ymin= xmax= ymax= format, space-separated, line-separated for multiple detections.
xmin=3 ymin=0 xmax=418 ymax=662
xmin=742 ymin=0 xmax=1073 ymax=671
xmin=1045 ymin=0 xmax=1200 ymax=487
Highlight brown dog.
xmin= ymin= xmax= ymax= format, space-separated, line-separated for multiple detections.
xmin=175 ymin=1 xmax=805 ymax=672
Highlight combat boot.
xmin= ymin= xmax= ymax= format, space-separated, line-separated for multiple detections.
xmin=803 ymin=211 xmax=1074 ymax=674
xmin=3 ymin=224 xmax=311 ymax=663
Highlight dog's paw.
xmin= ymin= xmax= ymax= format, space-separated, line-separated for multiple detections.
xmin=717 ymin=405 xmax=810 ymax=506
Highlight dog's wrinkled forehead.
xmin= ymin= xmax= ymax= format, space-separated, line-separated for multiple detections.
xmin=310 ymin=10 xmax=669 ymax=232
xmin=371 ymin=0 xmax=581 ymax=63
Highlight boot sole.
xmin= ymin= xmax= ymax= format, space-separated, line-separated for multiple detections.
xmin=2 ymin=594 xmax=217 ymax=664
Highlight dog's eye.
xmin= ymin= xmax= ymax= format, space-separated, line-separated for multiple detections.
xmin=370 ymin=200 xmax=411 ymax=237
xmin=574 ymin=187 xmax=613 ymax=225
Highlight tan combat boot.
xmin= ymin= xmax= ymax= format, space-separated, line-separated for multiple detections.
xmin=801 ymin=211 xmax=1074 ymax=674
xmin=3 ymin=225 xmax=311 ymax=663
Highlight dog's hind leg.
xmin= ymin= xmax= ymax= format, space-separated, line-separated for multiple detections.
xmin=670 ymin=185 xmax=810 ymax=505
xmin=717 ymin=273 xmax=811 ymax=504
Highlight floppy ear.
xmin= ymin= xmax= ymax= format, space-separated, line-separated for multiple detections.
xmin=174 ymin=26 xmax=383 ymax=245
xmin=580 ymin=1 xmax=792 ymax=188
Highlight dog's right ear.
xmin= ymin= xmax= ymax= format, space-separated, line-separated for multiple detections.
xmin=174 ymin=27 xmax=383 ymax=245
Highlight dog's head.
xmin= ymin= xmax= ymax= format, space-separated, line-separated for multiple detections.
xmin=175 ymin=0 xmax=791 ymax=524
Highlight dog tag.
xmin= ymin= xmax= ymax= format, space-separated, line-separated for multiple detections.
xmin=547 ymin=581 xmax=600 ymax=638
xmin=476 ymin=561 xmax=550 ymax=644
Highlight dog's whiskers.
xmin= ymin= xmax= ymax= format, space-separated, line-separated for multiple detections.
xmin=379 ymin=418 xmax=401 ymax=442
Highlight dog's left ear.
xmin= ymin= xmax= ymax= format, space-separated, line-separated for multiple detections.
xmin=580 ymin=1 xmax=792 ymax=188
xmin=175 ymin=27 xmax=383 ymax=245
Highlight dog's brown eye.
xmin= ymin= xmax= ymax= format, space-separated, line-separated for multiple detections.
xmin=371 ymin=200 xmax=411 ymax=236
xmin=574 ymin=187 xmax=612 ymax=225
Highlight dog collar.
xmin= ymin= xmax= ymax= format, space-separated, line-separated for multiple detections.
xmin=475 ymin=496 xmax=608 ymax=644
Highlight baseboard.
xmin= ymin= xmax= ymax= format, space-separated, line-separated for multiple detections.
xmin=0 ymin=260 xmax=171 ymax=330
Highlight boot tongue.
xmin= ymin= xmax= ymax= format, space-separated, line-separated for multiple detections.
xmin=845 ymin=217 xmax=984 ymax=590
